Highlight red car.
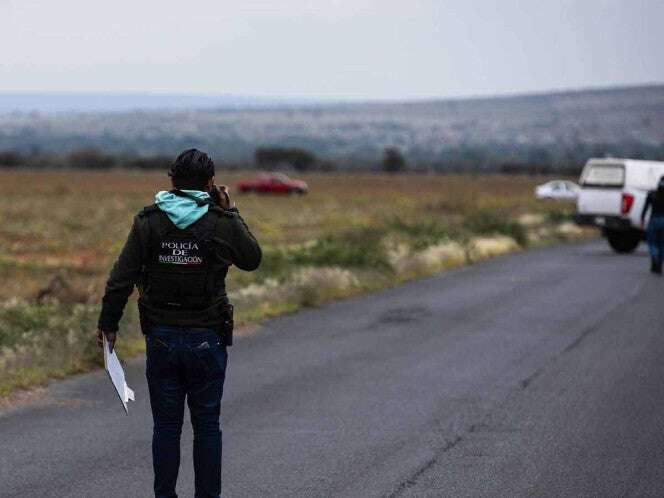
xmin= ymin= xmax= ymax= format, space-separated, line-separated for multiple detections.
xmin=237 ymin=173 xmax=309 ymax=195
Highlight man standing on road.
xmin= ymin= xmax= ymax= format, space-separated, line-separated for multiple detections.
xmin=96 ymin=149 xmax=262 ymax=497
xmin=641 ymin=175 xmax=664 ymax=274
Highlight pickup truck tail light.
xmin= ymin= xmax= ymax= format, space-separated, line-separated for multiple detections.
xmin=621 ymin=193 xmax=635 ymax=215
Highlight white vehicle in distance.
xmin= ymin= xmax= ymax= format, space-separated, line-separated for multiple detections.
xmin=574 ymin=157 xmax=664 ymax=253
xmin=535 ymin=180 xmax=580 ymax=200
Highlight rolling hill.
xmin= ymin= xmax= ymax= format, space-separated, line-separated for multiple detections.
xmin=1 ymin=85 xmax=662 ymax=171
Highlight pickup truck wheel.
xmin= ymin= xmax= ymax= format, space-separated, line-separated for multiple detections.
xmin=606 ymin=229 xmax=641 ymax=253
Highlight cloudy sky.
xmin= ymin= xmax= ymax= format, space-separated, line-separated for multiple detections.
xmin=3 ymin=0 xmax=663 ymax=100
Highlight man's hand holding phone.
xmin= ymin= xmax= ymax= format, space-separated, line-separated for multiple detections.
xmin=211 ymin=184 xmax=234 ymax=210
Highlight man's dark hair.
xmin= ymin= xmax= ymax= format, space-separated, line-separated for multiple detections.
xmin=169 ymin=148 xmax=215 ymax=190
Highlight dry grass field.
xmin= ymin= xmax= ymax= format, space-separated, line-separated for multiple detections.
xmin=0 ymin=169 xmax=588 ymax=395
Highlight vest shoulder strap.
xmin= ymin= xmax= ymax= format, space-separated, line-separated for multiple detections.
xmin=208 ymin=205 xmax=237 ymax=218
xmin=138 ymin=204 xmax=160 ymax=218
xmin=189 ymin=211 xmax=221 ymax=243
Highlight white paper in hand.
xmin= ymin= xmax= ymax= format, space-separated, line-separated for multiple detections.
xmin=103 ymin=335 xmax=135 ymax=414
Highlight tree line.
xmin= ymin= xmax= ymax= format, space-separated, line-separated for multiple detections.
xmin=1 ymin=141 xmax=663 ymax=175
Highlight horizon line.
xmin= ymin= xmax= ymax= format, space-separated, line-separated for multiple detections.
xmin=0 ymin=81 xmax=662 ymax=103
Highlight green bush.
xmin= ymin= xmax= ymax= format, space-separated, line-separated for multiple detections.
xmin=289 ymin=229 xmax=389 ymax=269
xmin=255 ymin=227 xmax=390 ymax=278
xmin=0 ymin=304 xmax=51 ymax=347
xmin=464 ymin=212 xmax=528 ymax=247
xmin=68 ymin=148 xmax=117 ymax=169
xmin=0 ymin=302 xmax=143 ymax=395
xmin=545 ymin=207 xmax=574 ymax=223
xmin=387 ymin=217 xmax=452 ymax=249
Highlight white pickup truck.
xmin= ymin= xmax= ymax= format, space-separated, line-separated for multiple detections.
xmin=575 ymin=158 xmax=664 ymax=253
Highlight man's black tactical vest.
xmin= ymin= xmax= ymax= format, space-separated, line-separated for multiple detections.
xmin=138 ymin=196 xmax=231 ymax=314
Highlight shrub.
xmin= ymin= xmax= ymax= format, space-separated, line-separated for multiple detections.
xmin=292 ymin=228 xmax=389 ymax=268
xmin=382 ymin=147 xmax=406 ymax=173
xmin=68 ymin=148 xmax=117 ymax=169
xmin=545 ymin=207 xmax=574 ymax=223
xmin=255 ymin=147 xmax=317 ymax=171
xmin=125 ymin=155 xmax=171 ymax=170
xmin=387 ymin=217 xmax=452 ymax=249
xmin=0 ymin=151 xmax=23 ymax=168
xmin=256 ymin=227 xmax=390 ymax=277
xmin=464 ymin=212 xmax=528 ymax=246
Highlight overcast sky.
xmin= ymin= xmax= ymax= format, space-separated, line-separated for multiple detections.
xmin=2 ymin=0 xmax=663 ymax=100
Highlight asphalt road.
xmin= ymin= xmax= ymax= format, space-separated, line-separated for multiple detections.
xmin=2 ymin=240 xmax=664 ymax=497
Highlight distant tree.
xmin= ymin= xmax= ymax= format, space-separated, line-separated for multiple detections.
xmin=290 ymin=149 xmax=317 ymax=172
xmin=125 ymin=155 xmax=171 ymax=171
xmin=0 ymin=150 xmax=23 ymax=168
xmin=68 ymin=148 xmax=117 ymax=169
xmin=382 ymin=147 xmax=407 ymax=173
xmin=255 ymin=147 xmax=317 ymax=171
xmin=318 ymin=160 xmax=338 ymax=172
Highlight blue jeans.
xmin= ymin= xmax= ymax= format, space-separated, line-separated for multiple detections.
xmin=647 ymin=216 xmax=664 ymax=261
xmin=145 ymin=325 xmax=228 ymax=498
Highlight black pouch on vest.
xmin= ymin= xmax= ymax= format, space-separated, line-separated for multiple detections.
xmin=220 ymin=303 xmax=234 ymax=346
